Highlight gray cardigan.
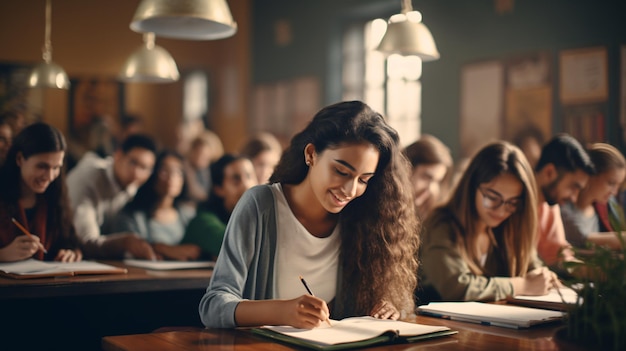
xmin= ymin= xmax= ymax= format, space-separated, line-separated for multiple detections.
xmin=198 ymin=184 xmax=345 ymax=328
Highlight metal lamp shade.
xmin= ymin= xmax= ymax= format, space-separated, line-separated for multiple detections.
xmin=377 ymin=20 xmax=440 ymax=61
xmin=119 ymin=44 xmax=180 ymax=83
xmin=28 ymin=60 xmax=70 ymax=89
xmin=130 ymin=0 xmax=237 ymax=40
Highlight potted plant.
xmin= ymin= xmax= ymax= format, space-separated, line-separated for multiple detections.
xmin=557 ymin=235 xmax=626 ymax=351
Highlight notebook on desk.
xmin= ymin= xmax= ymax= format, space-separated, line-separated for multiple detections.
xmin=252 ymin=316 xmax=457 ymax=350
xmin=0 ymin=259 xmax=127 ymax=279
xmin=123 ymin=259 xmax=215 ymax=270
xmin=417 ymin=302 xmax=565 ymax=329
xmin=507 ymin=287 xmax=580 ymax=311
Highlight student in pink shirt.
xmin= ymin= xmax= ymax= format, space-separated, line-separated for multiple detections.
xmin=533 ymin=134 xmax=595 ymax=270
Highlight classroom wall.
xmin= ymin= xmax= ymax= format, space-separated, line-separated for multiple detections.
xmin=0 ymin=0 xmax=251 ymax=152
xmin=251 ymin=0 xmax=626 ymax=158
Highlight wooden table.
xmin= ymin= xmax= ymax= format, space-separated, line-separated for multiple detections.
xmin=0 ymin=261 xmax=212 ymax=350
xmin=0 ymin=261 xmax=211 ymax=299
xmin=102 ymin=315 xmax=564 ymax=351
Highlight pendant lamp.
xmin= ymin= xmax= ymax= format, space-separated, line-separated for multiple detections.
xmin=119 ymin=33 xmax=180 ymax=83
xmin=376 ymin=0 xmax=440 ymax=61
xmin=130 ymin=0 xmax=237 ymax=40
xmin=28 ymin=0 xmax=70 ymax=89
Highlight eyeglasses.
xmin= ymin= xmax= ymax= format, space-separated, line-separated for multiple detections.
xmin=478 ymin=187 xmax=522 ymax=213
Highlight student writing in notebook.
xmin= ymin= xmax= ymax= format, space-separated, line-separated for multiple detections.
xmin=561 ymin=143 xmax=626 ymax=250
xmin=199 ymin=101 xmax=420 ymax=329
xmin=115 ymin=150 xmax=199 ymax=260
xmin=419 ymin=141 xmax=554 ymax=302
xmin=0 ymin=123 xmax=82 ymax=262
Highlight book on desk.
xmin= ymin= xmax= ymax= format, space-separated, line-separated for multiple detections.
xmin=0 ymin=258 xmax=127 ymax=279
xmin=507 ymin=286 xmax=579 ymax=311
xmin=122 ymin=259 xmax=215 ymax=270
xmin=252 ymin=316 xmax=457 ymax=350
xmin=417 ymin=301 xmax=565 ymax=329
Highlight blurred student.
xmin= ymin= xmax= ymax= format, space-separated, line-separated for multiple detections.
xmin=513 ymin=126 xmax=545 ymax=170
xmin=184 ymin=130 xmax=224 ymax=203
xmin=533 ymin=134 xmax=595 ymax=269
xmin=67 ymin=134 xmax=157 ymax=260
xmin=239 ymin=132 xmax=282 ymax=184
xmin=199 ymin=101 xmax=419 ymax=328
xmin=0 ymin=113 xmax=13 ymax=166
xmin=116 ymin=150 xmax=199 ymax=261
xmin=561 ymin=143 xmax=626 ymax=250
xmin=403 ymin=134 xmax=453 ymax=219
xmin=0 ymin=123 xmax=82 ymax=262
xmin=420 ymin=141 xmax=553 ymax=302
xmin=182 ymin=154 xmax=258 ymax=260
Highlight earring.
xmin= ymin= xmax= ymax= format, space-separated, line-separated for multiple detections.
xmin=306 ymin=160 xmax=311 ymax=166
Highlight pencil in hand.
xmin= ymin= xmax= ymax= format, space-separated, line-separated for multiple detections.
xmin=11 ymin=217 xmax=48 ymax=254
xmin=299 ymin=275 xmax=332 ymax=327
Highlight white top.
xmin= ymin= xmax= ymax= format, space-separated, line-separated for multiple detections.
xmin=66 ymin=152 xmax=138 ymax=249
xmin=271 ymin=183 xmax=340 ymax=303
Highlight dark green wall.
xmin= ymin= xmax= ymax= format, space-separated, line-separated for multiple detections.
xmin=252 ymin=0 xmax=626 ymax=158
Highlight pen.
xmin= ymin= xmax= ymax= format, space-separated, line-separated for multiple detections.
xmin=11 ymin=217 xmax=48 ymax=254
xmin=551 ymin=272 xmax=565 ymax=302
xmin=299 ymin=275 xmax=332 ymax=327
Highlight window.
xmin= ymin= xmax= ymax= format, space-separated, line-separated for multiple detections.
xmin=342 ymin=19 xmax=422 ymax=146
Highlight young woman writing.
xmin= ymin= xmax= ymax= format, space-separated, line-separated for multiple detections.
xmin=199 ymin=101 xmax=419 ymax=328
xmin=0 ymin=123 xmax=82 ymax=262
xmin=419 ymin=141 xmax=553 ymax=302
xmin=561 ymin=143 xmax=626 ymax=250
xmin=116 ymin=150 xmax=200 ymax=261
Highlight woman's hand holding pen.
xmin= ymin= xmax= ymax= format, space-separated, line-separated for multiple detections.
xmin=517 ymin=267 xmax=553 ymax=296
xmin=283 ymin=295 xmax=331 ymax=329
xmin=0 ymin=235 xmax=44 ymax=262
xmin=370 ymin=300 xmax=400 ymax=320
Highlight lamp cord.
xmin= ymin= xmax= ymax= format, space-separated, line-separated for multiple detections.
xmin=42 ymin=0 xmax=52 ymax=62
xmin=402 ymin=0 xmax=413 ymax=13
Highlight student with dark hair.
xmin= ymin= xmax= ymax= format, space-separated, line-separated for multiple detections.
xmin=199 ymin=101 xmax=419 ymax=328
xmin=182 ymin=154 xmax=258 ymax=260
xmin=0 ymin=113 xmax=13 ymax=166
xmin=561 ymin=143 xmax=626 ymax=250
xmin=67 ymin=134 xmax=158 ymax=259
xmin=534 ymin=134 xmax=596 ymax=269
xmin=239 ymin=132 xmax=282 ymax=184
xmin=420 ymin=141 xmax=552 ymax=302
xmin=0 ymin=123 xmax=81 ymax=262
xmin=116 ymin=150 xmax=199 ymax=260
xmin=403 ymin=134 xmax=453 ymax=219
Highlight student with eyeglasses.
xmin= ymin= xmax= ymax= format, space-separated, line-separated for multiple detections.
xmin=418 ymin=141 xmax=555 ymax=303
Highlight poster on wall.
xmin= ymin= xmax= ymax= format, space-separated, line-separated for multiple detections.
xmin=504 ymin=52 xmax=552 ymax=145
xmin=68 ymin=77 xmax=124 ymax=154
xmin=559 ymin=47 xmax=608 ymax=105
xmin=459 ymin=60 xmax=504 ymax=158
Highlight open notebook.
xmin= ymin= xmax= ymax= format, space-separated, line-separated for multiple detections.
xmin=417 ymin=302 xmax=565 ymax=329
xmin=252 ymin=316 xmax=457 ymax=350
xmin=0 ymin=259 xmax=127 ymax=279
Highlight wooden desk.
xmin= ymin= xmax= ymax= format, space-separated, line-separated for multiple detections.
xmin=0 ymin=261 xmax=211 ymax=299
xmin=0 ymin=261 xmax=212 ymax=350
xmin=102 ymin=315 xmax=563 ymax=351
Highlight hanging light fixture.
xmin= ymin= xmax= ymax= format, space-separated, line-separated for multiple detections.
xmin=130 ymin=0 xmax=237 ymax=40
xmin=376 ymin=0 xmax=440 ymax=61
xmin=119 ymin=32 xmax=180 ymax=83
xmin=28 ymin=0 xmax=70 ymax=89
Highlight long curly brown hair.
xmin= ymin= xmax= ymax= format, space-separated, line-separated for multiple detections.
xmin=271 ymin=101 xmax=420 ymax=318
